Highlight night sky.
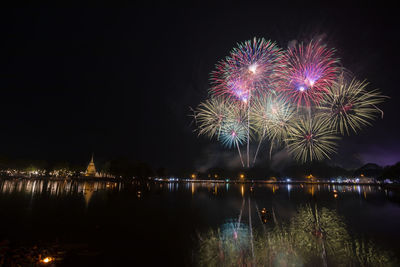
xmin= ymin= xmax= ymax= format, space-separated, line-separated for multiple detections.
xmin=0 ymin=7 xmax=399 ymax=171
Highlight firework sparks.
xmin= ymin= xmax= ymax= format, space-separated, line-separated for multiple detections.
xmin=210 ymin=38 xmax=284 ymax=103
xmin=219 ymin=121 xmax=247 ymax=148
xmin=193 ymin=97 xmax=231 ymax=139
xmin=250 ymin=95 xmax=296 ymax=162
xmin=286 ymin=115 xmax=340 ymax=162
xmin=251 ymin=95 xmax=296 ymax=143
xmin=219 ymin=109 xmax=248 ymax=167
xmin=192 ymin=36 xmax=386 ymax=164
xmin=279 ymin=39 xmax=340 ymax=107
xmin=318 ymin=76 xmax=386 ymax=135
xmin=209 ymin=37 xmax=283 ymax=167
xmin=219 ymin=108 xmax=248 ymax=148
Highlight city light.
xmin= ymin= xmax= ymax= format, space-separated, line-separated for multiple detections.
xmin=41 ymin=257 xmax=54 ymax=264
xmin=261 ymin=208 xmax=267 ymax=215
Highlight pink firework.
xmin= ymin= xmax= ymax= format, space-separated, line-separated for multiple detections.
xmin=279 ymin=40 xmax=340 ymax=107
xmin=210 ymin=38 xmax=284 ymax=104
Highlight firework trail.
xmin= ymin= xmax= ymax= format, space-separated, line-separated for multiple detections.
xmin=219 ymin=106 xmax=249 ymax=167
xmin=251 ymin=94 xmax=296 ymax=162
xmin=219 ymin=121 xmax=247 ymax=167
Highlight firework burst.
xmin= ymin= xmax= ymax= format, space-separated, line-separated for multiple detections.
xmin=219 ymin=120 xmax=248 ymax=149
xmin=210 ymin=38 xmax=284 ymax=103
xmin=318 ymin=76 xmax=386 ymax=135
xmin=251 ymin=95 xmax=296 ymax=144
xmin=219 ymin=109 xmax=248 ymax=167
xmin=250 ymin=95 xmax=296 ymax=163
xmin=286 ymin=115 xmax=339 ymax=162
xmin=192 ymin=36 xmax=386 ymax=164
xmin=219 ymin=106 xmax=248 ymax=148
xmin=279 ymin=39 xmax=340 ymax=107
xmin=193 ymin=97 xmax=231 ymax=139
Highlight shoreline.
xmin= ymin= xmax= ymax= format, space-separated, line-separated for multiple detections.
xmin=0 ymin=176 xmax=399 ymax=188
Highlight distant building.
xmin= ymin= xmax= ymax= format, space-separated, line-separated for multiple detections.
xmin=85 ymin=154 xmax=97 ymax=177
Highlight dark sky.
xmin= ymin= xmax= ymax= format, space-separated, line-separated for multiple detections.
xmin=0 ymin=7 xmax=399 ymax=171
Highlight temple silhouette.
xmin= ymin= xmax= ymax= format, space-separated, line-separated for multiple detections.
xmin=85 ymin=154 xmax=97 ymax=177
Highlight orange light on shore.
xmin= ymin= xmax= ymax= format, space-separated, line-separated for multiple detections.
xmin=261 ymin=208 xmax=267 ymax=214
xmin=306 ymin=174 xmax=314 ymax=179
xmin=41 ymin=257 xmax=54 ymax=264
xmin=191 ymin=174 xmax=196 ymax=179
xmin=239 ymin=174 xmax=245 ymax=179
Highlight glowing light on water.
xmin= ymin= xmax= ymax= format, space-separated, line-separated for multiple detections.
xmin=287 ymin=184 xmax=292 ymax=198
xmin=41 ymin=257 xmax=54 ymax=264
xmin=308 ymin=185 xmax=315 ymax=196
xmin=196 ymin=207 xmax=398 ymax=266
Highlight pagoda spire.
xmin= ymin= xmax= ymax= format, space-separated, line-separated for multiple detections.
xmin=85 ymin=153 xmax=97 ymax=177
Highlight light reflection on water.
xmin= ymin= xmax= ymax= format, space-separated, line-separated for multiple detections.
xmin=0 ymin=179 xmax=397 ymax=205
xmin=0 ymin=179 xmax=395 ymax=203
xmin=0 ymin=179 xmax=119 ymax=195
xmin=0 ymin=179 xmax=121 ymax=207
xmin=0 ymin=179 xmax=399 ymax=265
xmin=197 ymin=205 xmax=399 ymax=266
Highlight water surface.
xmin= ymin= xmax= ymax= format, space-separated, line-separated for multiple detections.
xmin=0 ymin=179 xmax=399 ymax=266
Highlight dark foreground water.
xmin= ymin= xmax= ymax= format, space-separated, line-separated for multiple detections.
xmin=0 ymin=179 xmax=399 ymax=266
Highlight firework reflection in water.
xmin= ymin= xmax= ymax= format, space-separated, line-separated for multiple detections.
xmin=196 ymin=205 xmax=397 ymax=266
